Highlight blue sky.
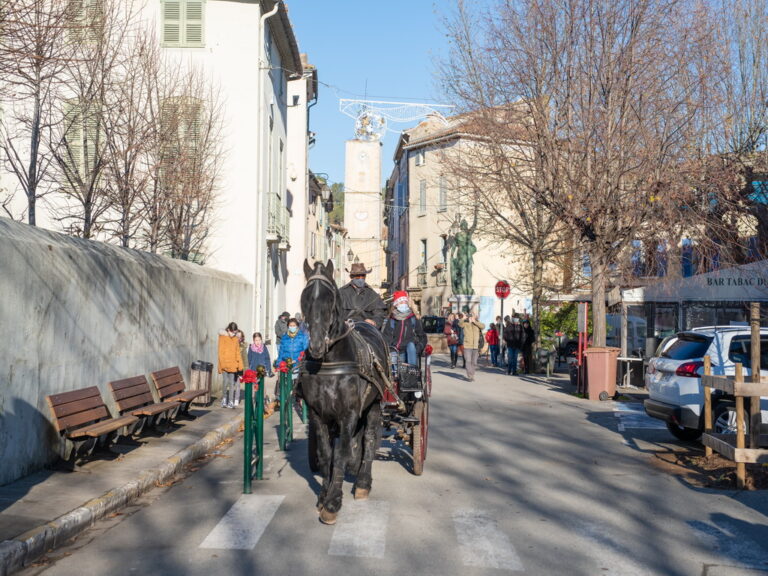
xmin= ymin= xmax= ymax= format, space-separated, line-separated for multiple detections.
xmin=286 ymin=1 xmax=454 ymax=186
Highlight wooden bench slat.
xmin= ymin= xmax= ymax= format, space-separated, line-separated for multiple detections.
xmin=56 ymin=405 xmax=112 ymax=432
xmin=79 ymin=415 xmax=139 ymax=438
xmin=152 ymin=366 xmax=182 ymax=379
xmin=48 ymin=395 xmax=105 ymax=420
xmin=170 ymin=390 xmax=207 ymax=403
xmin=131 ymin=401 xmax=180 ymax=417
xmin=47 ymin=386 xmax=102 ymax=406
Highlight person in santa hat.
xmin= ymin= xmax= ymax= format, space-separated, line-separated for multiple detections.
xmin=382 ymin=290 xmax=427 ymax=366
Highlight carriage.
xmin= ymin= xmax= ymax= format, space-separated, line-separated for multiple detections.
xmin=381 ymin=346 xmax=432 ymax=475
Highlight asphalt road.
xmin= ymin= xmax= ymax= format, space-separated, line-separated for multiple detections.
xmin=19 ymin=357 xmax=768 ymax=576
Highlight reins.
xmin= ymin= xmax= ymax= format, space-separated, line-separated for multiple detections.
xmin=306 ymin=273 xmax=353 ymax=352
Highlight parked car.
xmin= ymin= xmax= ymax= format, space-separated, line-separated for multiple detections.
xmin=421 ymin=316 xmax=446 ymax=334
xmin=644 ymin=326 xmax=768 ymax=441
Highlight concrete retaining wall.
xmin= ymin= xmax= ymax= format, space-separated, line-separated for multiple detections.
xmin=0 ymin=218 xmax=251 ymax=486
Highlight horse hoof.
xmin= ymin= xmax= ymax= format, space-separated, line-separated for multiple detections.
xmin=319 ymin=508 xmax=337 ymax=525
xmin=354 ymin=488 xmax=369 ymax=500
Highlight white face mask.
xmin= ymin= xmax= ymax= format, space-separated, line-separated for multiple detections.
xmin=396 ymin=304 xmax=410 ymax=314
xmin=351 ymin=278 xmax=365 ymax=288
xmin=288 ymin=326 xmax=298 ymax=334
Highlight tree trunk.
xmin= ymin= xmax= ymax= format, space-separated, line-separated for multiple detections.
xmin=27 ymin=90 xmax=42 ymax=227
xmin=531 ymin=249 xmax=544 ymax=349
xmin=590 ymin=248 xmax=607 ymax=347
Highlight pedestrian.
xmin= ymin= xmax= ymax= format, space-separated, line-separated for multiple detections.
xmin=338 ymin=262 xmax=388 ymax=328
xmin=455 ymin=312 xmax=466 ymax=368
xmin=485 ymin=324 xmax=500 ymax=367
xmin=295 ymin=312 xmax=309 ymax=336
xmin=248 ymin=332 xmax=274 ymax=405
xmin=218 ymin=321 xmax=243 ymax=408
xmin=237 ymin=329 xmax=248 ymax=377
xmin=278 ymin=317 xmax=309 ymax=365
xmin=522 ymin=319 xmax=535 ymax=374
xmin=458 ymin=311 xmax=485 ymax=382
xmin=274 ymin=311 xmax=290 ymax=358
xmin=503 ymin=315 xmax=525 ymax=376
xmin=444 ymin=312 xmax=460 ymax=368
xmin=383 ymin=291 xmax=427 ymax=366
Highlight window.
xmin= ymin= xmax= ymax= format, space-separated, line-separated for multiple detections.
xmin=68 ymin=0 xmax=104 ymax=43
xmin=418 ymin=179 xmax=426 ymax=215
xmin=729 ymin=336 xmax=768 ymax=369
xmin=662 ymin=334 xmax=712 ymax=360
xmin=414 ymin=149 xmax=425 ymax=166
xmin=162 ymin=0 xmax=205 ymax=47
xmin=438 ymin=176 xmax=447 ymax=212
xmin=62 ymin=100 xmax=100 ymax=179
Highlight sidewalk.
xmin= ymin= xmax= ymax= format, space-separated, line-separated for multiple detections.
xmin=0 ymin=404 xmax=247 ymax=576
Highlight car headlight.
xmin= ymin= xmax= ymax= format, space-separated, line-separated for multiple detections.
xmin=414 ymin=391 xmax=423 ymax=399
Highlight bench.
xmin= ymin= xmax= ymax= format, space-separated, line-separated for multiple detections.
xmin=151 ymin=366 xmax=207 ymax=418
xmin=108 ymin=375 xmax=181 ymax=433
xmin=46 ymin=387 xmax=139 ymax=463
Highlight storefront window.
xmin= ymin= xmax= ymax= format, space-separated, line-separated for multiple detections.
xmin=654 ymin=304 xmax=677 ymax=338
xmin=684 ymin=302 xmax=748 ymax=329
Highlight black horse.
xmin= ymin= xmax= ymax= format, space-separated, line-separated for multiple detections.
xmin=299 ymin=259 xmax=387 ymax=525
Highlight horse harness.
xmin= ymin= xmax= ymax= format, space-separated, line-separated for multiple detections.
xmin=302 ymin=273 xmax=395 ymax=407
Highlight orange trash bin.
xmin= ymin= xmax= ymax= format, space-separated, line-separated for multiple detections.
xmin=584 ymin=347 xmax=620 ymax=401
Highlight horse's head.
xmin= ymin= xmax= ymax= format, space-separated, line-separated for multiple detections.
xmin=301 ymin=259 xmax=339 ymax=359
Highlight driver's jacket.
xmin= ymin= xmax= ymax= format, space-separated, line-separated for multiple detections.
xmin=338 ymin=282 xmax=387 ymax=329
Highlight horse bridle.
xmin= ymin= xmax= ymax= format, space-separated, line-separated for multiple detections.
xmin=306 ymin=273 xmax=353 ymax=354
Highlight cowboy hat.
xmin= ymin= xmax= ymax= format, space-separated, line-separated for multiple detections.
xmin=346 ymin=262 xmax=372 ymax=275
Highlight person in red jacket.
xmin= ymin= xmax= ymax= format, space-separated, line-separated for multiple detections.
xmin=382 ymin=291 xmax=427 ymax=366
xmin=485 ymin=324 xmax=501 ymax=367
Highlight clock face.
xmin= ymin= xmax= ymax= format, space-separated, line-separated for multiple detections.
xmin=359 ymin=152 xmax=368 ymax=161
xmin=354 ymin=210 xmax=369 ymax=221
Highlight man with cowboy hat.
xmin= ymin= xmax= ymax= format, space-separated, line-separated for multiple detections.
xmin=339 ymin=261 xmax=387 ymax=329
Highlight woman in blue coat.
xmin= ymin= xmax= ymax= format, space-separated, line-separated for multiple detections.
xmin=278 ymin=317 xmax=309 ymax=365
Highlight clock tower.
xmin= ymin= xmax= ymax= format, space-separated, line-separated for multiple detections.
xmin=344 ymin=138 xmax=383 ymax=289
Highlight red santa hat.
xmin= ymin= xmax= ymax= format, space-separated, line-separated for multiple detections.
xmin=393 ymin=290 xmax=409 ymax=306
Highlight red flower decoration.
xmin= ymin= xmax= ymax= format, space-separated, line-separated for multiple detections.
xmin=298 ymin=351 xmax=305 ymax=361
xmin=241 ymin=369 xmax=259 ymax=384
xmin=277 ymin=361 xmax=289 ymax=373
xmin=424 ymin=344 xmax=433 ymax=356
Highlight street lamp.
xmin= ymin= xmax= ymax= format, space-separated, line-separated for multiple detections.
xmin=347 ymin=248 xmax=354 ymax=262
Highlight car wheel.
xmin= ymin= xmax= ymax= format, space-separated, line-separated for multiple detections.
xmin=665 ymin=422 xmax=702 ymax=441
xmin=714 ymin=402 xmax=747 ymax=435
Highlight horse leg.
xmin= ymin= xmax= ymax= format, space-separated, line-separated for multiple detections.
xmin=354 ymin=402 xmax=381 ymax=500
xmin=311 ymin=411 xmax=333 ymax=511
xmin=319 ymin=414 xmax=357 ymax=525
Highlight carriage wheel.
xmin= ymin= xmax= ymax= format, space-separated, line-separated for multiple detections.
xmin=411 ymin=400 xmax=428 ymax=476
xmin=308 ymin=418 xmax=319 ymax=473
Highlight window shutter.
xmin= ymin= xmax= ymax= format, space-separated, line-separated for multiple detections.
xmin=184 ymin=0 xmax=204 ymax=46
xmin=163 ymin=1 xmax=181 ymax=45
xmin=64 ymin=102 xmax=83 ymax=175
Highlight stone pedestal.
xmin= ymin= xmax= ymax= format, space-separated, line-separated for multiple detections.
xmin=448 ymin=295 xmax=481 ymax=315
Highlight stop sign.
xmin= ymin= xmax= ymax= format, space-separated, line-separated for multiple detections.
xmin=495 ymin=280 xmax=511 ymax=299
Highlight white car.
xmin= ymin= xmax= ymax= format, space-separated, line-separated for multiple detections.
xmin=644 ymin=326 xmax=768 ymax=441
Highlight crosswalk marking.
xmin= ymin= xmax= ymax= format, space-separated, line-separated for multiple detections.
xmin=328 ymin=499 xmax=390 ymax=558
xmin=452 ymin=509 xmax=523 ymax=570
xmin=199 ymin=494 xmax=284 ymax=550
xmin=575 ymin=520 xmax=656 ymax=575
xmin=613 ymin=402 xmax=666 ymax=431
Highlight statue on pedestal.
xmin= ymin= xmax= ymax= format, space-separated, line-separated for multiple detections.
xmin=450 ymin=212 xmax=477 ymax=296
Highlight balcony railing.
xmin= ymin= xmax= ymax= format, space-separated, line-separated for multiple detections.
xmin=267 ymin=192 xmax=290 ymax=246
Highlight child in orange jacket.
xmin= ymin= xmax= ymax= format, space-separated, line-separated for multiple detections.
xmin=218 ymin=321 xmax=243 ymax=407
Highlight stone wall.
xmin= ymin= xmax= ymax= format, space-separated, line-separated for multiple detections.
xmin=0 ymin=218 xmax=251 ymax=485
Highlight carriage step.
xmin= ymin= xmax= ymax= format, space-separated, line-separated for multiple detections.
xmin=400 ymin=416 xmax=420 ymax=423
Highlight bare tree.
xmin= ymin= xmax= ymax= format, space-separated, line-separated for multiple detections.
xmin=150 ymin=67 xmax=224 ymax=262
xmin=52 ymin=0 xmax=142 ymax=239
xmin=442 ymin=0 xmax=714 ymax=346
xmin=100 ymin=27 xmax=157 ymax=248
xmin=0 ymin=0 xmax=71 ymax=224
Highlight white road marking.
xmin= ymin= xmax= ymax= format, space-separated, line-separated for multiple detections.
xmin=690 ymin=519 xmax=768 ymax=571
xmin=575 ymin=520 xmax=656 ymax=575
xmin=452 ymin=509 xmax=523 ymax=570
xmin=328 ymin=499 xmax=390 ymax=558
xmin=614 ymin=402 xmax=665 ymax=431
xmin=199 ymin=494 xmax=284 ymax=550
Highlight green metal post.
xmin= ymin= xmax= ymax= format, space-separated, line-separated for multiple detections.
xmin=278 ymin=371 xmax=286 ymax=450
xmin=255 ymin=375 xmax=264 ymax=479
xmin=243 ymin=381 xmax=253 ymax=494
xmin=287 ymin=370 xmax=294 ymax=443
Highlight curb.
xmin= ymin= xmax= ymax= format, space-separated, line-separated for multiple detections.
xmin=0 ymin=416 xmax=243 ymax=576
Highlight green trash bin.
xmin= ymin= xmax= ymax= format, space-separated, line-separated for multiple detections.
xmin=584 ymin=347 xmax=620 ymax=401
